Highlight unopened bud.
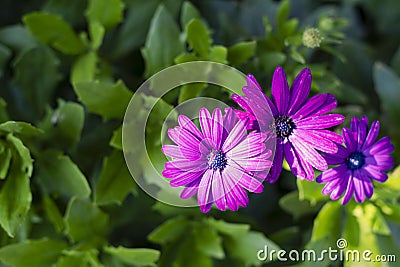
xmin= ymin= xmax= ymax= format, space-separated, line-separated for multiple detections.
xmin=302 ymin=28 xmax=323 ymax=49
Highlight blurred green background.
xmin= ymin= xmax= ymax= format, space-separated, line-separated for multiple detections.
xmin=0 ymin=0 xmax=399 ymax=266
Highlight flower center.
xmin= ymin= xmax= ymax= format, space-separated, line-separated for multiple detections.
xmin=274 ymin=115 xmax=295 ymax=138
xmin=346 ymin=152 xmax=365 ymax=170
xmin=208 ymin=150 xmax=227 ymax=170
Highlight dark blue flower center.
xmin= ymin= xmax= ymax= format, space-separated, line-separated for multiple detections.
xmin=274 ymin=115 xmax=295 ymax=138
xmin=208 ymin=150 xmax=227 ymax=170
xmin=346 ymin=152 xmax=365 ymax=170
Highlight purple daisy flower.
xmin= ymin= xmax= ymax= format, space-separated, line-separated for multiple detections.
xmin=162 ymin=107 xmax=272 ymax=213
xmin=232 ymin=66 xmax=344 ymax=182
xmin=316 ymin=116 xmax=394 ymax=205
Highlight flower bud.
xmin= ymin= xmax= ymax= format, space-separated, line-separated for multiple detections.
xmin=302 ymin=28 xmax=323 ymax=48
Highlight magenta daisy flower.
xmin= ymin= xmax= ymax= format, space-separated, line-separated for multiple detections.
xmin=232 ymin=66 xmax=344 ymax=182
xmin=316 ymin=116 xmax=394 ymax=205
xmin=162 ymin=108 xmax=272 ymax=213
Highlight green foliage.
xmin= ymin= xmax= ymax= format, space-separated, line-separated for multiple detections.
xmin=36 ymin=150 xmax=90 ymax=198
xmin=86 ymin=0 xmax=125 ymax=29
xmin=95 ymin=150 xmax=136 ymax=205
xmin=0 ymin=126 xmax=34 ymax=237
xmin=23 ymin=12 xmax=86 ymax=55
xmin=73 ymin=80 xmax=133 ymax=120
xmin=0 ymin=239 xmax=68 ymax=267
xmin=64 ymin=197 xmax=109 ymax=246
xmin=142 ymin=5 xmax=184 ymax=77
xmin=104 ymin=246 xmax=160 ymax=266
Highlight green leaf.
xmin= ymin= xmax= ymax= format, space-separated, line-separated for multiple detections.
xmin=257 ymin=51 xmax=286 ymax=74
xmin=111 ymin=1 xmax=159 ymax=58
xmin=373 ymin=62 xmax=400 ymax=160
xmin=95 ymin=150 xmax=136 ymax=205
xmin=73 ymin=80 xmax=133 ymax=120
xmin=174 ymin=52 xmax=199 ymax=64
xmin=0 ymin=25 xmax=37 ymax=53
xmin=192 ymin=224 xmax=224 ymax=259
xmin=290 ymin=49 xmax=306 ymax=64
xmin=55 ymin=250 xmax=102 ymax=267
xmin=311 ymin=201 xmax=341 ymax=242
xmin=38 ymin=100 xmax=84 ymax=150
xmin=373 ymin=62 xmax=400 ymax=122
xmin=43 ymin=195 xmax=65 ymax=233
xmin=225 ymin=231 xmax=280 ymax=266
xmin=142 ymin=4 xmax=184 ymax=78
xmin=186 ymin=19 xmax=211 ymax=57
xmin=64 ymin=197 xmax=109 ymax=244
xmin=23 ymin=12 xmax=85 ymax=55
xmin=180 ymin=1 xmax=201 ymax=28
xmin=178 ymin=83 xmax=207 ymax=104
xmin=277 ymin=0 xmax=290 ymax=34
xmin=89 ymin=21 xmax=105 ymax=50
xmin=148 ymin=216 xmax=189 ymax=245
xmin=0 ymin=43 xmax=11 ymax=77
xmin=0 ymin=121 xmax=42 ymax=136
xmin=0 ymin=134 xmax=32 ymax=237
xmin=0 ymin=238 xmax=67 ymax=267
xmin=174 ymin=239 xmax=212 ymax=267
xmin=104 ymin=246 xmax=160 ymax=267
xmin=0 ymin=98 xmax=9 ymax=123
xmin=13 ymin=46 xmax=62 ymax=119
xmin=36 ymin=150 xmax=90 ymax=198
xmin=71 ymin=51 xmax=98 ymax=84
xmin=297 ymin=179 xmax=328 ymax=205
xmin=0 ymin=147 xmax=11 ymax=179
xmin=42 ymin=0 xmax=87 ymax=27
xmin=206 ymin=218 xmax=250 ymax=237
xmin=110 ymin=125 xmax=123 ymax=150
xmin=279 ymin=191 xmax=321 ymax=219
xmin=207 ymin=45 xmax=228 ymax=64
xmin=228 ymin=41 xmax=256 ymax=66
xmin=86 ymin=0 xmax=125 ymax=29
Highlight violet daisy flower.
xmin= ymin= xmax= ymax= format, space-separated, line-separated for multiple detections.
xmin=316 ymin=116 xmax=394 ymax=205
xmin=232 ymin=66 xmax=344 ymax=182
xmin=162 ymin=107 xmax=272 ymax=213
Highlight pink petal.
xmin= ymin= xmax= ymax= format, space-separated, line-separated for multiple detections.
xmin=364 ymin=165 xmax=388 ymax=182
xmin=170 ymin=170 xmax=204 ymax=187
xmin=199 ymin=108 xmax=213 ymax=140
xmin=271 ymin=66 xmax=289 ymax=114
xmin=294 ymin=129 xmax=339 ymax=154
xmin=295 ymin=114 xmax=345 ymax=130
xmin=361 ymin=120 xmax=380 ymax=150
xmin=198 ymin=169 xmax=213 ymax=213
xmin=221 ymin=119 xmax=247 ymax=153
xmin=290 ymin=134 xmax=328 ymax=171
xmin=266 ymin=141 xmax=284 ymax=183
xmin=212 ymin=170 xmax=227 ymax=211
xmin=288 ymin=68 xmax=311 ymax=115
xmin=178 ymin=115 xmax=203 ymax=140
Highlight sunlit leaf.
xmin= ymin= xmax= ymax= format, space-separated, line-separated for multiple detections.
xmin=95 ymin=150 xmax=136 ymax=205
xmin=23 ymin=12 xmax=85 ymax=54
xmin=36 ymin=150 xmax=90 ymax=198
xmin=0 ymin=238 xmax=67 ymax=267
xmin=86 ymin=0 xmax=125 ymax=29
xmin=73 ymin=80 xmax=132 ymax=120
xmin=104 ymin=246 xmax=160 ymax=267
xmin=142 ymin=5 xmax=184 ymax=77
xmin=64 ymin=197 xmax=109 ymax=245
